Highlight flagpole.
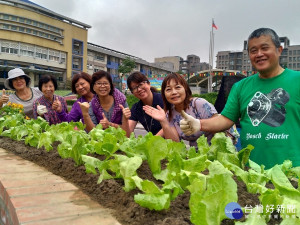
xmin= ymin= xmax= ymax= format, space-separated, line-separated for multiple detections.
xmin=211 ymin=18 xmax=215 ymax=92
xmin=208 ymin=19 xmax=214 ymax=93
xmin=208 ymin=31 xmax=212 ymax=93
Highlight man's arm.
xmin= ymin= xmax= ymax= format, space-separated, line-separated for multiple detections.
xmin=200 ymin=114 xmax=234 ymax=132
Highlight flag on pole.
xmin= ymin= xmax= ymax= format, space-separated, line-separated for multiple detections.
xmin=212 ymin=20 xmax=218 ymax=30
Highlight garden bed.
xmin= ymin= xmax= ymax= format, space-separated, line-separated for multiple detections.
xmin=0 ymin=136 xmax=286 ymax=225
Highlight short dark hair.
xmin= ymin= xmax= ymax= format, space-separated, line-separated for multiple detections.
xmin=38 ymin=74 xmax=58 ymax=90
xmin=71 ymin=72 xmax=92 ymax=94
xmin=127 ymin=71 xmax=157 ymax=92
xmin=90 ymin=70 xmax=114 ymax=95
xmin=161 ymin=73 xmax=192 ymax=121
xmin=247 ymin=28 xmax=281 ymax=50
xmin=9 ymin=75 xmax=30 ymax=90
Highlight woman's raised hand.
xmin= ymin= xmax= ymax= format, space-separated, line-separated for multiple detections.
xmin=100 ymin=112 xmax=110 ymax=129
xmin=52 ymin=96 xmax=61 ymax=111
xmin=1 ymin=89 xmax=9 ymax=104
xmin=78 ymin=102 xmax=90 ymax=115
xmin=143 ymin=105 xmax=166 ymax=122
xmin=119 ymin=104 xmax=131 ymax=120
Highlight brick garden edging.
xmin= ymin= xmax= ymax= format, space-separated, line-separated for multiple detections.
xmin=0 ymin=148 xmax=121 ymax=225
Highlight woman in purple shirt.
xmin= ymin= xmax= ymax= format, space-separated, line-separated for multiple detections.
xmin=55 ymin=72 xmax=94 ymax=123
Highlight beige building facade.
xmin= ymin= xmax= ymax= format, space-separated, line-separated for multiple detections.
xmin=0 ymin=0 xmax=90 ymax=89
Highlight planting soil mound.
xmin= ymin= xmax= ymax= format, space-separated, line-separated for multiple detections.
xmin=0 ymin=137 xmax=282 ymax=225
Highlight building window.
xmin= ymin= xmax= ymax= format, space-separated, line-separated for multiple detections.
xmin=19 ymin=17 xmax=25 ymax=23
xmin=3 ymin=14 xmax=9 ymax=20
xmin=3 ymin=24 xmax=10 ymax=29
xmin=11 ymin=25 xmax=17 ymax=31
xmin=11 ymin=16 xmax=17 ymax=21
xmin=60 ymin=53 xmax=66 ymax=64
xmin=49 ymin=50 xmax=60 ymax=62
xmin=20 ymin=44 xmax=34 ymax=57
xmin=19 ymin=27 xmax=25 ymax=32
xmin=72 ymin=39 xmax=83 ymax=55
xmin=72 ymin=56 xmax=83 ymax=70
xmin=95 ymin=54 xmax=105 ymax=61
xmin=36 ymin=47 xmax=47 ymax=60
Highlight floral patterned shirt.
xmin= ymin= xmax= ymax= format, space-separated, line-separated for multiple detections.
xmin=167 ymin=98 xmax=217 ymax=147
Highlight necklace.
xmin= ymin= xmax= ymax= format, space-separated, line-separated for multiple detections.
xmin=143 ymin=111 xmax=153 ymax=132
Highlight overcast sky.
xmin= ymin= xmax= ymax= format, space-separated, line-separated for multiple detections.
xmin=32 ymin=0 xmax=300 ymax=64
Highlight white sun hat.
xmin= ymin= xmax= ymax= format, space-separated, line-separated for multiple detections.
xmin=4 ymin=68 xmax=31 ymax=90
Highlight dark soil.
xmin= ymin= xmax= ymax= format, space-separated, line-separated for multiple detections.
xmin=0 ymin=136 xmax=283 ymax=225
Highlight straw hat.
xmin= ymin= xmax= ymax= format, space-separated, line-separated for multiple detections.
xmin=4 ymin=68 xmax=31 ymax=90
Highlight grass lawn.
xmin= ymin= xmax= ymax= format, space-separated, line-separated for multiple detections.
xmin=55 ymin=90 xmax=72 ymax=96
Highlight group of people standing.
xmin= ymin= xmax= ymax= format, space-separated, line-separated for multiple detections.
xmin=1 ymin=27 xmax=299 ymax=169
xmin=0 ymin=66 xmax=217 ymax=149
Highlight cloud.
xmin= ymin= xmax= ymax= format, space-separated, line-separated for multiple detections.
xmin=33 ymin=0 xmax=300 ymax=63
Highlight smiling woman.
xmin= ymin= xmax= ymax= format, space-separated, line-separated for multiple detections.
xmin=33 ymin=74 xmax=68 ymax=125
xmin=78 ymin=70 xmax=129 ymax=132
xmin=121 ymin=72 xmax=164 ymax=137
xmin=0 ymin=68 xmax=43 ymax=118
xmin=54 ymin=72 xmax=94 ymax=123
xmin=143 ymin=73 xmax=218 ymax=148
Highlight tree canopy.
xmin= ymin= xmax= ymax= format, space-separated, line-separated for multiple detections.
xmin=118 ymin=57 xmax=136 ymax=75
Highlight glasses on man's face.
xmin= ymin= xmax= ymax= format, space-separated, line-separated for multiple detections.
xmin=131 ymin=81 xmax=148 ymax=93
xmin=95 ymin=82 xmax=110 ymax=87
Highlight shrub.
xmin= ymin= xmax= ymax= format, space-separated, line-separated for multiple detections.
xmin=193 ymin=92 xmax=218 ymax=105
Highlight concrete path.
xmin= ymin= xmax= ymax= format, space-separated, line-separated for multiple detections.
xmin=0 ymin=148 xmax=121 ymax=225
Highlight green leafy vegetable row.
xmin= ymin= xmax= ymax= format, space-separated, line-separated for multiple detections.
xmin=0 ymin=108 xmax=299 ymax=225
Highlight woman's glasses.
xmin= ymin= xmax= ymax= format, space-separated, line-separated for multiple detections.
xmin=131 ymin=81 xmax=148 ymax=93
xmin=95 ymin=82 xmax=110 ymax=87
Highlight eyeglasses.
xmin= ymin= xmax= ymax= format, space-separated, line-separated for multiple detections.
xmin=12 ymin=76 xmax=25 ymax=81
xmin=95 ymin=82 xmax=110 ymax=87
xmin=131 ymin=81 xmax=148 ymax=93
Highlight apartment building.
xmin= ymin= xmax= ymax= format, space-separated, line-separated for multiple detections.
xmin=0 ymin=0 xmax=91 ymax=89
xmin=216 ymin=37 xmax=300 ymax=75
xmin=87 ymin=43 xmax=174 ymax=88
xmin=1 ymin=0 xmax=174 ymax=90
xmin=154 ymin=56 xmax=182 ymax=72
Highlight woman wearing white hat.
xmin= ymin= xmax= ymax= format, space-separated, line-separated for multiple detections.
xmin=0 ymin=68 xmax=43 ymax=118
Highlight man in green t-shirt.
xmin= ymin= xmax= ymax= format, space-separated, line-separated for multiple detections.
xmin=180 ymin=28 xmax=300 ymax=169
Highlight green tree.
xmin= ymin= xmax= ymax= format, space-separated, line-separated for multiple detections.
xmin=118 ymin=57 xmax=136 ymax=92
xmin=118 ymin=57 xmax=136 ymax=75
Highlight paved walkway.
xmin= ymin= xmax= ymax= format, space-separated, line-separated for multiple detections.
xmin=0 ymin=148 xmax=121 ymax=225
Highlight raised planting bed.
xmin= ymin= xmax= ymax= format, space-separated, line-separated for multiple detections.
xmin=0 ymin=105 xmax=299 ymax=225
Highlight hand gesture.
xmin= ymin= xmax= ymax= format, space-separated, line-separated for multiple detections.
xmin=120 ymin=104 xmax=131 ymax=120
xmin=52 ymin=96 xmax=61 ymax=111
xmin=179 ymin=110 xmax=201 ymax=136
xmin=78 ymin=102 xmax=90 ymax=114
xmin=1 ymin=89 xmax=9 ymax=104
xmin=37 ymin=104 xmax=48 ymax=116
xmin=143 ymin=105 xmax=166 ymax=122
xmin=100 ymin=112 xmax=109 ymax=129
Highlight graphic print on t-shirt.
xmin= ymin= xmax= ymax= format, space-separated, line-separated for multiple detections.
xmin=247 ymin=88 xmax=289 ymax=127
